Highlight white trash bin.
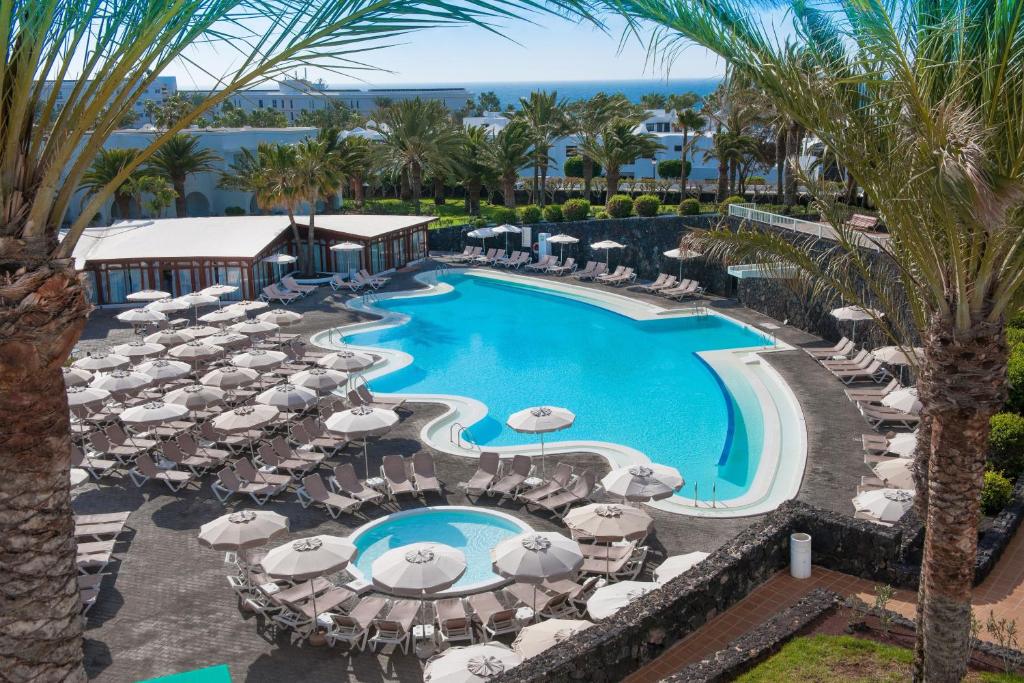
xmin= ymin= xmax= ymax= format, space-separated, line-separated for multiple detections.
xmin=790 ymin=532 xmax=812 ymax=579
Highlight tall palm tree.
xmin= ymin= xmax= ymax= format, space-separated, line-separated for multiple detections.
xmin=80 ymin=148 xmax=142 ymax=220
xmin=454 ymin=125 xmax=496 ymax=215
xmin=0 ymin=0 xmax=594 ymax=676
xmin=613 ymin=0 xmax=1024 ymax=678
xmin=668 ymin=92 xmax=706 ymax=191
xmin=218 ymin=146 xmax=267 ymax=214
xmin=515 ymin=90 xmax=566 ymax=206
xmin=566 ymin=93 xmax=636 ymax=200
xmin=484 ymin=121 xmax=534 ymax=208
xmin=294 ymin=137 xmax=343 ymax=273
xmin=146 ymin=133 xmax=221 ymax=217
xmin=377 ymin=98 xmax=460 ymax=214
xmin=579 ymin=118 xmax=663 ymax=200
xmin=335 ymin=136 xmax=374 ymax=209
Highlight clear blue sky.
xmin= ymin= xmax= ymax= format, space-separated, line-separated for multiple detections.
xmin=165 ymin=16 xmax=726 ymax=89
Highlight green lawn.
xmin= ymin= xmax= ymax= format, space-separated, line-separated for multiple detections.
xmin=737 ymin=635 xmax=1022 ymax=683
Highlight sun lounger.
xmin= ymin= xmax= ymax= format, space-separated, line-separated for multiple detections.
xmin=450 ymin=246 xmax=482 ymax=264
xmin=504 ymin=582 xmax=558 ymax=613
xmin=636 ymin=274 xmax=677 ymax=293
xmin=212 ymin=467 xmax=287 ymax=505
xmin=595 ymin=265 xmax=625 ymax=282
xmin=507 ymin=251 xmax=531 ymax=269
xmin=128 ymin=453 xmax=196 ymax=492
xmin=88 ymin=432 xmax=143 ymax=464
xmin=74 ymin=519 xmax=128 ymax=542
xmin=354 ymin=272 xmax=383 ymax=290
xmin=287 ymin=586 xmax=357 ymax=620
xmin=548 ymin=257 xmax=576 ymax=275
xmin=822 ymin=349 xmax=871 ymax=370
xmin=257 ymin=443 xmax=317 ymax=477
xmin=444 ymin=246 xmax=474 ymax=263
xmin=329 ymin=273 xmax=351 ymax=291
xmin=662 ymin=279 xmax=704 ymax=300
xmin=71 ymin=444 xmax=117 ymax=479
xmin=281 ymin=276 xmax=316 ymax=296
xmin=577 ymin=541 xmax=635 ymax=561
xmin=600 ymin=266 xmax=635 ymax=286
xmin=292 ymin=422 xmax=348 ymax=456
xmin=360 ymin=269 xmax=390 ymax=286
xmin=381 ymin=454 xmax=417 ymax=500
xmin=467 ymin=592 xmax=519 ymax=640
xmin=436 ymin=597 xmax=475 ymax=645
xmin=326 ymin=595 xmax=390 ymax=650
xmin=77 ymin=543 xmax=115 ymax=574
xmin=538 ymin=591 xmax=578 ymax=619
xmin=862 ymin=433 xmax=891 ymax=456
xmin=331 ymin=463 xmax=385 ymax=506
xmin=463 ymin=452 xmax=500 ymax=497
xmin=488 ymin=454 xmax=533 ymax=498
xmin=517 ymin=462 xmax=573 ymax=503
xmin=370 ymin=599 xmax=420 ymax=654
xmin=473 ymin=248 xmax=499 ymax=265
xmin=805 ymin=337 xmax=853 ymax=359
xmin=494 ymin=250 xmax=520 ymax=267
xmin=271 ymin=435 xmax=324 ymax=465
xmin=197 ymin=421 xmax=250 ymax=454
xmin=845 ymin=213 xmax=880 ymax=232
xmin=524 ymin=255 xmax=554 ymax=272
xmin=350 ymin=385 xmax=404 ymax=411
xmin=261 ymin=284 xmax=300 ymax=305
xmin=179 ymin=432 xmax=232 ymax=461
xmin=297 ymin=473 xmax=361 ymax=518
xmin=235 ymin=458 xmax=292 ymax=488
xmin=533 ymin=470 xmax=596 ymax=517
xmin=74 ymin=511 xmax=131 ymax=526
xmin=846 ymin=378 xmax=901 ymax=403
xmin=571 ymin=261 xmax=597 ymax=280
xmin=106 ymin=424 xmax=158 ymax=450
xmin=581 ymin=545 xmax=648 ymax=580
xmin=832 ymin=359 xmax=888 ymax=384
xmin=860 ymin=404 xmax=920 ymax=429
xmin=161 ymin=440 xmax=222 ymax=474
xmin=411 ymin=452 xmax=442 ymax=497
xmin=636 ymin=273 xmax=668 ymax=292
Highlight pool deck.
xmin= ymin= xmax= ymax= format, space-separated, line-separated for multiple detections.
xmin=73 ymin=260 xmax=874 ymax=681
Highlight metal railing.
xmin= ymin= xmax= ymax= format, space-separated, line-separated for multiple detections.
xmin=448 ymin=422 xmax=479 ymax=450
xmin=728 ymin=203 xmax=887 ymax=251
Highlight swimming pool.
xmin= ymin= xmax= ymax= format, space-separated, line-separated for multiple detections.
xmin=334 ymin=271 xmax=780 ymax=504
xmin=347 ymin=507 xmax=532 ymax=593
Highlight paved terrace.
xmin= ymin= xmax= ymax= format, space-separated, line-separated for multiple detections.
xmin=74 ymin=260 xmax=875 ymax=681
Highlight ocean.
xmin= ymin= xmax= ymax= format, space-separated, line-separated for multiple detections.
xmin=378 ymin=78 xmax=721 ymax=107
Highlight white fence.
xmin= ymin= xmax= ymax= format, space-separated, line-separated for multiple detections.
xmin=727 ymin=203 xmax=887 ymax=251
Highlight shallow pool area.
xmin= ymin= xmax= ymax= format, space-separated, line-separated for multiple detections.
xmin=347 ymin=507 xmax=532 ymax=593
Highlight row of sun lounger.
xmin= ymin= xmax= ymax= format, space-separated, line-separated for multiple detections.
xmin=635 ymin=274 xmax=706 ymax=300
xmin=462 ymin=453 xmax=598 ymax=517
xmin=75 ymin=511 xmax=132 ymax=614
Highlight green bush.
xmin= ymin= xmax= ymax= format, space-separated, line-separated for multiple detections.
xmin=563 ymin=156 xmax=601 ymax=178
xmin=492 ymin=207 xmax=518 ymax=225
xmin=224 ymin=206 xmax=246 ymax=216
xmin=746 ymin=175 xmax=767 ymax=185
xmin=678 ymin=198 xmax=702 ymax=216
xmin=543 ymin=204 xmax=564 ymax=222
xmin=719 ymin=195 xmax=746 ymax=216
xmin=519 ymin=204 xmax=542 ymax=224
xmin=656 ymin=159 xmax=690 ymax=179
xmin=471 ymin=217 xmax=487 ymax=229
xmin=606 ymin=194 xmax=634 ymax=219
xmin=982 ymin=469 xmax=1014 ymax=516
xmin=1008 ymin=344 xmax=1024 ymax=414
xmin=595 ymin=210 xmax=610 ymax=219
xmin=990 ymin=412 xmax=1024 ymax=478
xmin=563 ymin=198 xmax=591 ymax=221
xmin=633 ymin=194 xmax=661 ymax=217
xmin=1009 ymin=309 xmax=1024 ymax=329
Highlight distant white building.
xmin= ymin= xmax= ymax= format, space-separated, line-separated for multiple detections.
xmin=42 ymin=76 xmax=178 ymax=124
xmin=184 ymin=79 xmax=474 ymax=124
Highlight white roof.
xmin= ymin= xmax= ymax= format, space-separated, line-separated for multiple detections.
xmin=68 ymin=214 xmax=432 ymax=267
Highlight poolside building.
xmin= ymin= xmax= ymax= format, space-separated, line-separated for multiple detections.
xmin=68 ymin=214 xmax=434 ymax=305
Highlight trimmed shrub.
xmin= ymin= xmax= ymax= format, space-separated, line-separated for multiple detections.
xmin=543 ymin=204 xmax=564 ymax=222
xmin=471 ymin=217 xmax=487 ymax=229
xmin=1008 ymin=344 xmax=1024 ymax=414
xmin=563 ymin=198 xmax=591 ymax=221
xmin=1009 ymin=309 xmax=1024 ymax=330
xmin=519 ymin=204 xmax=542 ymax=224
xmin=595 ymin=210 xmax=610 ymax=220
xmin=678 ymin=198 xmax=701 ymax=216
xmin=990 ymin=412 xmax=1024 ymax=478
xmin=492 ymin=207 xmax=518 ymax=225
xmin=606 ymin=194 xmax=634 ymax=219
xmin=719 ymin=194 xmax=746 ymax=216
xmin=982 ymin=469 xmax=1014 ymax=516
xmin=224 ymin=206 xmax=246 ymax=216
xmin=633 ymin=194 xmax=661 ymax=217
xmin=563 ymin=156 xmax=602 ymax=178
xmin=656 ymin=159 xmax=689 ymax=179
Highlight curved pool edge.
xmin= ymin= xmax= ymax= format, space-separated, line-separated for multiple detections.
xmin=345 ymin=505 xmax=534 ymax=597
xmin=312 ymin=268 xmax=808 ymax=518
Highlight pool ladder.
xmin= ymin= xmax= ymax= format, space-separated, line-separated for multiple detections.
xmin=361 ymin=289 xmax=381 ymax=305
xmin=449 ymin=422 xmax=480 ymax=450
xmin=693 ymin=480 xmax=719 ymax=508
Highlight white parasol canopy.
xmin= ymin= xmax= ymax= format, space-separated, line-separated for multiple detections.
xmin=262 ymin=535 xmax=356 ymax=581
xmin=506 ymin=406 xmax=575 ymax=475
xmin=198 ymin=510 xmax=289 ymax=551
xmin=199 ymin=308 xmax=243 ymax=325
xmin=330 ymin=241 xmax=364 ymax=276
xmin=653 ymin=552 xmax=710 ymax=584
xmin=228 ymin=319 xmax=279 ymax=336
xmin=888 ymin=432 xmax=918 ymax=458
xmin=168 ymin=340 xmax=224 ymax=363
xmin=586 ymin=581 xmax=658 ymax=620
xmin=116 ymin=308 xmax=166 ymax=324
xmin=182 ymin=324 xmax=221 ymax=338
xmin=66 ymin=385 xmax=110 ymax=407
xmin=258 ymin=309 xmax=303 ymax=326
xmin=371 ymin=542 xmax=466 ymax=596
xmin=177 ymin=293 xmax=219 ymax=307
xmin=120 ymin=400 xmax=189 ymax=427
xmin=199 ymin=284 xmax=239 ymax=297
xmin=325 ymin=405 xmax=399 ymax=475
xmin=873 ymin=346 xmax=922 ymax=366
xmin=492 ymin=224 xmax=523 ymax=252
xmin=423 ymin=643 xmax=522 ymax=683
xmin=203 ymin=333 xmax=250 ymax=350
xmin=200 ymin=365 xmax=259 ymax=390
xmin=852 ymin=488 xmax=914 ymax=523
xmin=601 ymin=464 xmax=684 ymax=502
xmin=144 ymin=329 xmax=194 ymax=346
xmin=262 ymin=253 xmax=297 ymax=265
xmin=317 ymin=350 xmax=374 ymax=372
xmin=882 ymin=387 xmax=921 ymax=414
xmin=492 ymin=533 xmax=583 ymax=613
xmin=830 ymin=306 xmax=884 ymax=342
xmin=873 ymin=459 xmax=915 ymax=489
xmin=126 ymin=289 xmax=171 ymax=302
xmin=111 ymin=340 xmax=166 ymax=358
xmin=547 ymin=233 xmax=579 ymax=261
xmin=225 ymin=300 xmax=270 ymax=314
xmin=164 ymin=384 xmax=226 ymax=410
xmin=256 ymin=383 xmax=317 ymax=412
xmin=231 ymin=349 xmax=287 ymax=370
xmin=62 ymin=367 xmax=93 ymax=387
xmin=663 ymin=247 xmax=702 ymax=279
xmin=512 ymin=619 xmax=593 ymax=659
xmin=212 ymin=404 xmax=280 ymax=433
xmin=291 ymin=367 xmax=347 ymax=393
xmin=590 ymin=240 xmax=625 ymax=266
xmin=90 ymin=369 xmax=152 ymax=396
xmin=564 ymin=503 xmax=653 ymax=542
xmin=72 ymin=351 xmax=130 ymax=372
xmin=145 ymin=298 xmax=190 ymax=313
xmin=135 ymin=358 xmax=191 ymax=382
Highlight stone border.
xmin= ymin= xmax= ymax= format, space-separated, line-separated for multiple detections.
xmin=975 ymin=471 xmax=1024 ymax=584
xmin=662 ymin=588 xmax=842 ymax=683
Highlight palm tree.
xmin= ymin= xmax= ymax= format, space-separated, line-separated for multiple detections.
xmin=334 ymin=136 xmax=374 ymax=209
xmin=484 ymin=121 xmax=534 ymax=208
xmin=668 ymin=93 xmax=706 ymax=192
xmin=612 ymin=1 xmax=1024 ymax=679
xmin=377 ymin=98 xmax=460 ymax=214
xmin=454 ymin=125 xmax=496 ymax=215
xmin=252 ymin=143 xmax=306 ymax=266
xmin=146 ymin=133 xmax=221 ymax=217
xmin=80 ymin=148 xmax=142 ymax=220
xmin=294 ymin=137 xmax=343 ymax=273
xmin=640 ymin=93 xmax=668 ymax=109
xmin=566 ymin=93 xmax=636 ymax=200
xmin=515 ymin=90 xmax=566 ymax=206
xmin=218 ymin=146 xmax=267 ymax=214
xmin=579 ymin=118 xmax=663 ymax=200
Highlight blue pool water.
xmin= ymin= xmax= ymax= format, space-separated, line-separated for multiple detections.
xmin=345 ymin=273 xmax=771 ymax=502
xmin=349 ymin=508 xmax=530 ymax=590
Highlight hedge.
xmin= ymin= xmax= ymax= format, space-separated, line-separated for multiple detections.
xmin=606 ymin=194 xmax=634 ymax=219
xmin=982 ymin=470 xmax=1014 ymax=516
xmin=563 ymin=156 xmax=602 ymax=178
xmin=678 ymin=198 xmax=701 ymax=216
xmin=656 ymin=159 xmax=690 ymax=179
xmin=543 ymin=204 xmax=564 ymax=222
xmin=633 ymin=194 xmax=661 ymax=217
xmin=990 ymin=412 xmax=1024 ymax=478
xmin=563 ymin=198 xmax=590 ymax=221
xmin=519 ymin=204 xmax=542 ymax=224
xmin=492 ymin=207 xmax=518 ymax=225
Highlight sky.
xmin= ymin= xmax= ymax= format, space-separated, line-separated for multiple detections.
xmin=165 ymin=16 xmax=727 ymax=89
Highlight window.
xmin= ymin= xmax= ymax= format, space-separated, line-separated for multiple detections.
xmin=272 ymin=100 xmax=277 ymax=108
xmin=258 ymin=99 xmax=264 ymax=108
xmin=391 ymin=236 xmax=406 ymax=268
xmin=370 ymin=242 xmax=386 ymax=273
xmin=646 ymin=124 xmax=655 ymax=131
xmin=565 ymin=146 xmax=578 ymax=157
xmin=674 ymin=145 xmax=682 ymax=152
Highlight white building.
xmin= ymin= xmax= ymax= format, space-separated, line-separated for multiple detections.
xmin=185 ymin=79 xmax=473 ymax=123
xmin=41 ymin=76 xmax=178 ymax=124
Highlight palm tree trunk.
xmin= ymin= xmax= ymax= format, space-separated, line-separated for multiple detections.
xmin=532 ymin=161 xmax=539 ymax=205
xmin=286 ymin=209 xmax=304 ymax=274
xmin=775 ymin=127 xmax=786 ymax=203
xmin=306 ymin=206 xmax=316 ymax=275
xmin=433 ymin=177 xmax=445 ymax=206
xmin=716 ymin=156 xmax=728 ymax=201
xmin=914 ymin=320 xmax=1008 ymax=682
xmin=606 ymin=169 xmax=619 ymax=200
xmin=399 ymin=170 xmax=412 ymax=202
xmin=681 ymin=129 xmax=690 ymax=196
xmin=502 ymin=175 xmax=516 ymax=208
xmin=583 ymin=157 xmax=594 ymax=201
xmin=173 ymin=177 xmax=186 ymax=217
xmin=467 ymin=179 xmax=481 ymax=216
xmin=784 ymin=122 xmax=800 ymax=207
xmin=410 ymin=163 xmax=422 ymax=215
xmin=0 ymin=264 xmax=92 ymax=683
xmin=114 ymin=193 xmax=132 ymax=221
xmin=539 ymin=163 xmax=548 ymax=208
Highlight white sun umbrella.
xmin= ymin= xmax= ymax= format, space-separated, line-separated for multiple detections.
xmin=203 ymin=332 xmax=250 ymax=350
xmin=512 ymin=619 xmax=594 ymax=659
xmin=168 ymin=340 xmax=224 ymax=368
xmin=126 ymin=289 xmax=171 ymax=302
xmin=111 ymin=340 xmax=166 ymax=359
xmin=256 ymin=383 xmax=317 ymax=417
xmin=663 ymin=247 xmax=702 ymax=280
xmin=492 ymin=532 xmax=584 ymax=615
xmin=467 ymin=227 xmax=497 ymax=251
xmin=262 ymin=534 xmax=358 ymax=631
xmin=547 ymin=233 xmax=579 ymax=262
xmin=72 ymin=351 xmax=130 ymax=372
xmin=116 ymin=308 xmax=167 ymax=325
xmin=212 ymin=404 xmax=280 ymax=454
xmin=228 ymin=318 xmax=279 ymax=338
xmin=888 ymin=432 xmax=918 ymax=458
xmin=873 ymin=346 xmax=922 ymax=366
xmin=145 ymin=298 xmax=190 ymax=314
xmin=653 ymin=552 xmax=711 ymax=584
xmin=262 ymin=253 xmax=298 ymax=282
xmin=199 ymin=308 xmax=243 ymax=325
xmin=120 ymin=399 xmax=189 ymax=427
xmin=506 ymin=406 xmax=575 ymax=475
xmin=493 ymin=224 xmax=523 ymax=252
xmin=225 ymin=299 xmax=270 ymax=315
xmin=882 ymin=387 xmax=921 ymax=414
xmin=182 ymin=324 xmax=221 ymax=338
xmin=330 ymin=242 xmax=364 ymax=277
xmin=291 ymin=367 xmax=347 ymax=395
xmin=164 ymin=383 xmax=226 ymax=421
xmin=144 ymin=329 xmax=194 ymax=346
xmin=258 ymin=309 xmax=303 ymax=342
xmin=90 ymin=369 xmax=152 ymax=398
xmin=564 ymin=503 xmax=652 ymax=578
xmin=324 ymin=405 xmax=399 ymax=476
xmin=200 ymin=283 xmax=239 ymax=298
xmin=63 ymin=367 xmax=93 ymax=387
xmin=317 ymin=350 xmax=374 ymax=373
xmin=590 ymin=240 xmax=625 ymax=267
xmin=198 ymin=510 xmax=289 ymax=565
xmin=177 ymin=293 xmax=219 ymax=323
xmin=134 ymin=358 xmax=191 ymax=383
xmin=372 ymin=542 xmax=466 ymax=636
xmin=601 ymin=464 xmax=684 ymax=503
xmin=830 ymin=305 xmax=884 ymax=342
xmin=66 ymin=385 xmax=110 ymax=408
xmin=587 ymin=580 xmax=659 ymax=620
xmin=200 ymin=365 xmax=259 ymax=390
xmin=873 ymin=459 xmax=915 ymax=489
xmin=423 ymin=643 xmax=522 ymax=683
xmin=853 ymin=488 xmax=914 ymax=523
xmin=231 ymin=349 xmax=287 ymax=371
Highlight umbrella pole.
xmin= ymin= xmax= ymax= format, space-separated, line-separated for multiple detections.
xmin=363 ymin=438 xmax=370 ymax=479
xmin=540 ymin=433 xmax=545 ymax=477
xmin=532 ymin=584 xmax=538 ymax=622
